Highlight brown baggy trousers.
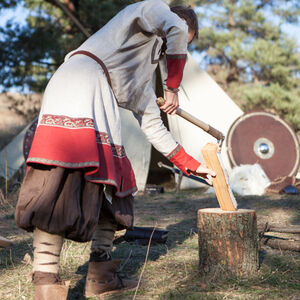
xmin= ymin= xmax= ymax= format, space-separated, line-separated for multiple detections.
xmin=15 ymin=165 xmax=134 ymax=242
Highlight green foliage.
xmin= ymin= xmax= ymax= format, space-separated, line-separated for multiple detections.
xmin=190 ymin=0 xmax=300 ymax=130
xmin=1 ymin=0 xmax=300 ymax=129
xmin=0 ymin=0 xmax=18 ymax=9
xmin=0 ymin=0 xmax=138 ymax=92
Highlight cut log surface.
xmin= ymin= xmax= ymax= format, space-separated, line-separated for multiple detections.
xmin=201 ymin=143 xmax=237 ymax=211
xmin=198 ymin=208 xmax=259 ymax=277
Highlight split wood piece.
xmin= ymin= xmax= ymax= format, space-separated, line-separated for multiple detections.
xmin=258 ymin=223 xmax=300 ymax=234
xmin=201 ymin=143 xmax=237 ymax=211
xmin=0 ymin=235 xmax=12 ymax=248
xmin=198 ymin=208 xmax=259 ymax=277
xmin=261 ymin=236 xmax=300 ymax=252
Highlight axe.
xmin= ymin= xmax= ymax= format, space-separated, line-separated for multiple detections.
xmin=156 ymin=97 xmax=237 ymax=211
xmin=156 ymin=97 xmax=224 ymax=145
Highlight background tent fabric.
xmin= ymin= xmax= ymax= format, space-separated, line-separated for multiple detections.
xmin=119 ymin=107 xmax=152 ymax=191
xmin=160 ymin=53 xmax=243 ymax=189
xmin=0 ymin=52 xmax=243 ymax=192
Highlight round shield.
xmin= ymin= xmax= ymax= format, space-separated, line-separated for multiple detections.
xmin=226 ymin=111 xmax=300 ymax=181
xmin=23 ymin=116 xmax=38 ymax=160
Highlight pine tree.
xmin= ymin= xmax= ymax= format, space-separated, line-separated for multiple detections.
xmin=0 ymin=0 xmax=137 ymax=92
xmin=172 ymin=0 xmax=300 ymax=130
xmin=1 ymin=0 xmax=300 ymax=129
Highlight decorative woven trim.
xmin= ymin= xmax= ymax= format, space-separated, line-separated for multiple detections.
xmin=40 ymin=114 xmax=94 ymax=129
xmin=27 ymin=158 xmax=99 ymax=168
xmin=165 ymin=87 xmax=179 ymax=93
xmin=70 ymin=50 xmax=112 ymax=88
xmin=95 ymin=132 xmax=126 ymax=158
xmin=166 ymin=54 xmax=187 ymax=60
xmin=39 ymin=114 xmax=126 ymax=158
xmin=166 ymin=144 xmax=182 ymax=160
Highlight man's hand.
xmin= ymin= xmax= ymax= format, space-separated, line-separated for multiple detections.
xmin=190 ymin=164 xmax=216 ymax=186
xmin=160 ymin=90 xmax=179 ymax=115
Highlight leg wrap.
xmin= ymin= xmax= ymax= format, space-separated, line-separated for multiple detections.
xmin=33 ymin=228 xmax=63 ymax=274
xmin=91 ymin=216 xmax=117 ymax=253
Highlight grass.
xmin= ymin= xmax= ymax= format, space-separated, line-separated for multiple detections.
xmin=0 ymin=188 xmax=300 ymax=299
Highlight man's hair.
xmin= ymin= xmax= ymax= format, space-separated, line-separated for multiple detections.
xmin=170 ymin=5 xmax=199 ymax=40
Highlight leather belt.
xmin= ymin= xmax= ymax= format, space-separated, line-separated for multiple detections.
xmin=70 ymin=50 xmax=112 ymax=88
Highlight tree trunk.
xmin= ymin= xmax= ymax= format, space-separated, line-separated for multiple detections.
xmin=261 ymin=236 xmax=300 ymax=252
xmin=197 ymin=208 xmax=259 ymax=277
xmin=258 ymin=223 xmax=300 ymax=234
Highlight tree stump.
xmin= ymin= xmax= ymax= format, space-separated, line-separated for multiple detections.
xmin=197 ymin=208 xmax=259 ymax=277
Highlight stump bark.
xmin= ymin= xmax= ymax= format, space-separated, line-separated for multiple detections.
xmin=197 ymin=208 xmax=259 ymax=277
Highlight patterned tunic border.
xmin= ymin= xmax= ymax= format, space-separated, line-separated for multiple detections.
xmin=26 ymin=158 xmax=99 ymax=168
xmin=95 ymin=132 xmax=126 ymax=158
xmin=166 ymin=144 xmax=182 ymax=160
xmin=40 ymin=114 xmax=95 ymax=129
xmin=166 ymin=54 xmax=187 ymax=60
xmin=39 ymin=114 xmax=127 ymax=159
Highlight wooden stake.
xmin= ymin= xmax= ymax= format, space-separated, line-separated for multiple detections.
xmin=201 ymin=143 xmax=237 ymax=211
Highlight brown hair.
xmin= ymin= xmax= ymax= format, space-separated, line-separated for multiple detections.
xmin=170 ymin=5 xmax=199 ymax=40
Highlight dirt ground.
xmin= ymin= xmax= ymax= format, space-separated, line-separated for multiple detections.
xmin=0 ymin=188 xmax=300 ymax=300
xmin=0 ymin=94 xmax=300 ymax=299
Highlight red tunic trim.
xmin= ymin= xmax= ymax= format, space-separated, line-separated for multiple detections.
xmin=27 ymin=115 xmax=137 ymax=198
xmin=166 ymin=54 xmax=187 ymax=89
xmin=167 ymin=144 xmax=201 ymax=176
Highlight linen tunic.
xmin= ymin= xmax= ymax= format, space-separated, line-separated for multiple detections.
xmin=67 ymin=0 xmax=189 ymax=155
xmin=27 ymin=0 xmax=189 ymax=197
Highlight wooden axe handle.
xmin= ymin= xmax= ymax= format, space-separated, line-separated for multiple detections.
xmin=156 ymin=97 xmax=224 ymax=141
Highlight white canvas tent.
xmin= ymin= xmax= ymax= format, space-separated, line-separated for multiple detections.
xmin=161 ymin=53 xmax=243 ymax=188
xmin=0 ymin=123 xmax=30 ymax=180
xmin=0 ymin=53 xmax=243 ymax=191
xmin=119 ymin=52 xmax=243 ymax=190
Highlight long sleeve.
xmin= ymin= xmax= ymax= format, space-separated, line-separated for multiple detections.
xmin=133 ymin=85 xmax=201 ymax=175
xmin=134 ymin=0 xmax=188 ymax=89
xmin=133 ymin=87 xmax=178 ymax=157
xmin=167 ymin=144 xmax=200 ymax=175
xmin=70 ymin=0 xmax=189 ymax=112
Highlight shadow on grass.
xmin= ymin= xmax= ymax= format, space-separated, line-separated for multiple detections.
xmin=156 ymin=251 xmax=300 ymax=300
xmin=107 ymin=193 xmax=300 ymax=299
xmin=240 ymin=195 xmax=300 ymax=230
xmin=67 ymin=215 xmax=200 ymax=299
xmin=67 ymin=262 xmax=88 ymax=300
xmin=237 ymin=194 xmax=300 ymax=224
xmin=1 ymin=191 xmax=300 ymax=299
xmin=68 ymin=261 xmax=136 ymax=299
xmin=0 ymin=235 xmax=32 ymax=270
xmin=82 ymin=193 xmax=300 ymax=283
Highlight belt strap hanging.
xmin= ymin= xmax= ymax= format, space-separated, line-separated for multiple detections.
xmin=70 ymin=50 xmax=112 ymax=88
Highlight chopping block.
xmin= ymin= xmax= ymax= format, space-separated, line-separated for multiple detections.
xmin=155 ymin=97 xmax=259 ymax=276
xmin=197 ymin=143 xmax=259 ymax=277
